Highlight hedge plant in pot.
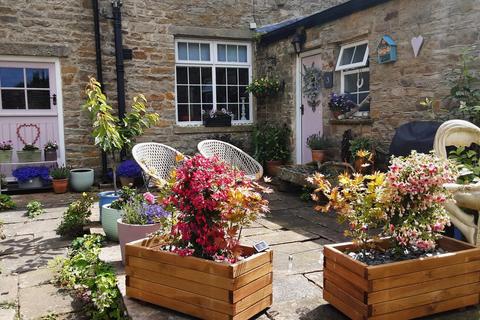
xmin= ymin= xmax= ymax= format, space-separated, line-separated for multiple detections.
xmin=0 ymin=140 xmax=13 ymax=163
xmin=102 ymin=186 xmax=137 ymax=241
xmin=253 ymin=123 xmax=290 ymax=176
xmin=117 ymin=191 xmax=169 ymax=263
xmin=12 ymin=166 xmax=50 ymax=189
xmin=306 ymin=133 xmax=333 ymax=163
xmin=124 ymin=155 xmax=273 ymax=319
xmin=310 ymin=151 xmax=480 ymax=319
xmin=17 ymin=144 xmax=42 ymax=163
xmin=44 ymin=141 xmax=58 ymax=161
xmin=116 ymin=159 xmax=142 ymax=187
xmin=50 ymin=166 xmax=69 ymax=194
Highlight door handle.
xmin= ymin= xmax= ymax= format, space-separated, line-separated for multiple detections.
xmin=300 ymin=104 xmax=304 ymax=115
xmin=50 ymin=94 xmax=57 ymax=106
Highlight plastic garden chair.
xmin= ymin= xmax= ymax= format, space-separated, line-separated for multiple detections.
xmin=197 ymin=140 xmax=263 ymax=180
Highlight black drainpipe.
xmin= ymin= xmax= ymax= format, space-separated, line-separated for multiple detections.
xmin=112 ymin=0 xmax=126 ymax=121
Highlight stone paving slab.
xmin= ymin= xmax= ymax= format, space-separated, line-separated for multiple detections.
xmin=241 ymin=230 xmax=319 ymax=246
xmin=18 ymin=268 xmax=53 ymax=289
xmin=0 ymin=275 xmax=18 ymax=305
xmin=0 ymin=308 xmax=16 ymax=320
xmin=0 ymin=234 xmax=35 ymax=256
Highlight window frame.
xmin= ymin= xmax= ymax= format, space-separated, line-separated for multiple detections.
xmin=335 ymin=40 xmax=369 ymax=71
xmin=340 ymin=67 xmax=370 ymax=105
xmin=174 ymin=39 xmax=252 ymax=126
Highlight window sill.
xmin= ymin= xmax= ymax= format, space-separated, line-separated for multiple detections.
xmin=173 ymin=124 xmax=254 ymax=134
xmin=329 ymin=118 xmax=373 ymax=125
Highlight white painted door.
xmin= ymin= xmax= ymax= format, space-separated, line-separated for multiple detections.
xmin=300 ymin=53 xmax=323 ymax=163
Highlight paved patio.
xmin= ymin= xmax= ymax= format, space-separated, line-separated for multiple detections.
xmin=1 ymin=189 xmax=480 ymax=319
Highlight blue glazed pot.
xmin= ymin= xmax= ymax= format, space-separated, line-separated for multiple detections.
xmin=98 ymin=191 xmax=119 ymax=220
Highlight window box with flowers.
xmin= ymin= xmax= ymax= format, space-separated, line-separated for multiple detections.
xmin=328 ymin=93 xmax=356 ymax=119
xmin=0 ymin=141 xmax=13 ymax=163
xmin=17 ymin=144 xmax=42 ymax=163
xmin=203 ymin=108 xmax=232 ymax=127
xmin=310 ymin=151 xmax=480 ymax=319
xmin=125 ymin=155 xmax=273 ymax=319
xmin=245 ymin=77 xmax=281 ymax=98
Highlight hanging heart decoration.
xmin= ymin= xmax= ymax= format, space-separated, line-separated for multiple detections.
xmin=411 ymin=35 xmax=424 ymax=57
xmin=16 ymin=124 xmax=41 ymax=146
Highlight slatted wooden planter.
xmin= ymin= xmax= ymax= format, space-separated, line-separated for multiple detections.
xmin=324 ymin=236 xmax=480 ymax=320
xmin=125 ymin=238 xmax=273 ymax=320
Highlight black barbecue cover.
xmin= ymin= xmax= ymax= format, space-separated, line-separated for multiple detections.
xmin=389 ymin=121 xmax=442 ymax=156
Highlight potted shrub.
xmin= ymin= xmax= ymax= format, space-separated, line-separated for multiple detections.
xmin=102 ymin=186 xmax=137 ymax=241
xmin=44 ymin=141 xmax=58 ymax=161
xmin=12 ymin=166 xmax=50 ymax=189
xmin=69 ymin=168 xmax=94 ymax=192
xmin=117 ymin=192 xmax=169 ymax=263
xmin=310 ymin=151 xmax=480 ymax=319
xmin=306 ymin=133 xmax=333 ymax=163
xmin=116 ymin=159 xmax=142 ymax=187
xmin=328 ymin=93 xmax=356 ymax=119
xmin=0 ymin=140 xmax=13 ymax=163
xmin=125 ymin=155 xmax=273 ymax=319
xmin=253 ymin=123 xmax=290 ymax=176
xmin=245 ymin=76 xmax=281 ymax=98
xmin=17 ymin=144 xmax=42 ymax=163
xmin=203 ymin=108 xmax=232 ymax=127
xmin=349 ymin=136 xmax=374 ymax=172
xmin=50 ymin=166 xmax=69 ymax=194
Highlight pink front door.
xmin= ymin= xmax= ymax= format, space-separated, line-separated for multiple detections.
xmin=300 ymin=53 xmax=323 ymax=163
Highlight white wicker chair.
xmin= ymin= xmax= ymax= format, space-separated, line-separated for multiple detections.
xmin=132 ymin=142 xmax=183 ymax=187
xmin=197 ymin=140 xmax=263 ymax=180
xmin=433 ymin=119 xmax=480 ymax=245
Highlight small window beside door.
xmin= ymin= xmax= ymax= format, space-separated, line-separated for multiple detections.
xmin=0 ymin=67 xmax=51 ymax=110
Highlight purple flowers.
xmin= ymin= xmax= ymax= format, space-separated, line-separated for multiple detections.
xmin=142 ymin=203 xmax=170 ymax=224
xmin=116 ymin=160 xmax=142 ymax=178
xmin=12 ymin=166 xmax=50 ymax=182
xmin=328 ymin=93 xmax=356 ymax=113
xmin=0 ymin=140 xmax=13 ymax=151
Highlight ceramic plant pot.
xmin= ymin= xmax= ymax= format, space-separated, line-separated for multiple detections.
xmin=98 ymin=191 xmax=119 ymax=220
xmin=17 ymin=150 xmax=42 ymax=163
xmin=44 ymin=150 xmax=57 ymax=161
xmin=0 ymin=150 xmax=13 ymax=163
xmin=119 ymin=176 xmax=135 ymax=187
xmin=117 ymin=219 xmax=160 ymax=264
xmin=69 ymin=168 xmax=94 ymax=192
xmin=311 ymin=150 xmax=327 ymax=163
xmin=101 ymin=204 xmax=123 ymax=241
xmin=266 ymin=160 xmax=283 ymax=177
xmin=17 ymin=177 xmax=43 ymax=189
xmin=52 ymin=178 xmax=68 ymax=193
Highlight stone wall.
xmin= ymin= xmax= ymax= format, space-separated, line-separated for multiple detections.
xmin=0 ymin=0 xmax=346 ymax=171
xmin=256 ymin=0 xmax=480 ymax=160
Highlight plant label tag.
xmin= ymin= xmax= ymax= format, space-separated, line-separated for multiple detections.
xmin=254 ymin=241 xmax=269 ymax=252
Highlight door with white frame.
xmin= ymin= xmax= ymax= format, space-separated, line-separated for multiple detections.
xmin=0 ymin=58 xmax=64 ymax=181
xmin=296 ymin=51 xmax=324 ymax=164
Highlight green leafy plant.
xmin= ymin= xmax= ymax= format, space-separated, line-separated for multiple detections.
xmin=449 ymin=146 xmax=480 ymax=184
xmin=306 ymin=133 xmax=333 ymax=150
xmin=56 ymin=193 xmax=95 ymax=238
xmin=50 ymin=234 xmax=126 ymax=319
xmin=253 ymin=123 xmax=290 ymax=163
xmin=109 ymin=186 xmax=140 ymax=210
xmin=50 ymin=166 xmax=69 ymax=180
xmin=0 ymin=194 xmax=15 ymax=211
xmin=22 ymin=144 xmax=39 ymax=151
xmin=245 ymin=77 xmax=281 ymax=97
xmin=26 ymin=200 xmax=44 ymax=218
xmin=83 ymin=77 xmax=159 ymax=193
xmin=349 ymin=137 xmax=373 ymax=158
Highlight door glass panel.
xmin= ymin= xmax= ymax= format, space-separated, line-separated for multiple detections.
xmin=2 ymin=90 xmax=26 ymax=109
xmin=0 ymin=68 xmax=24 ymax=88
xmin=26 ymin=68 xmax=49 ymax=88
xmin=27 ymin=90 xmax=50 ymax=109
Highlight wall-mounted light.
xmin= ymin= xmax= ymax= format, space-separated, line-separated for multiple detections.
xmin=291 ymin=28 xmax=306 ymax=54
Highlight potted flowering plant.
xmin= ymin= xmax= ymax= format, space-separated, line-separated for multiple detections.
xmin=124 ymin=155 xmax=273 ymax=319
xmin=117 ymin=192 xmax=169 ymax=263
xmin=17 ymin=144 xmax=42 ymax=163
xmin=310 ymin=151 xmax=480 ymax=319
xmin=202 ymin=108 xmax=232 ymax=127
xmin=306 ymin=133 xmax=333 ymax=163
xmin=0 ymin=140 xmax=13 ymax=163
xmin=12 ymin=166 xmax=50 ymax=189
xmin=50 ymin=166 xmax=69 ymax=194
xmin=44 ymin=141 xmax=58 ymax=161
xmin=116 ymin=159 xmax=142 ymax=187
xmin=245 ymin=76 xmax=281 ymax=98
xmin=328 ymin=93 xmax=356 ymax=119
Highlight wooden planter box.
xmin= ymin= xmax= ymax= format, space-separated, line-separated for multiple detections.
xmin=324 ymin=236 xmax=480 ymax=320
xmin=125 ymin=238 xmax=273 ymax=320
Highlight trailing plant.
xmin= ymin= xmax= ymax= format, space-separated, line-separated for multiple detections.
xmin=0 ymin=194 xmax=15 ymax=211
xmin=56 ymin=193 xmax=95 ymax=238
xmin=116 ymin=160 xmax=141 ymax=178
xmin=0 ymin=140 xmax=13 ymax=151
xmin=448 ymin=145 xmax=480 ymax=184
xmin=26 ymin=200 xmax=44 ymax=219
xmin=349 ymin=137 xmax=373 ymax=158
xmin=306 ymin=133 xmax=333 ymax=150
xmin=245 ymin=77 xmax=281 ymax=97
xmin=50 ymin=166 xmax=70 ymax=180
xmin=83 ymin=77 xmax=159 ymax=193
xmin=121 ymin=192 xmax=169 ymax=225
xmin=253 ymin=123 xmax=290 ymax=163
xmin=12 ymin=166 xmax=50 ymax=183
xmin=50 ymin=234 xmax=126 ymax=319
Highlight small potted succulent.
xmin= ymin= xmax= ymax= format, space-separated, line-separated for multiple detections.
xmin=202 ymin=108 xmax=232 ymax=127
xmin=117 ymin=192 xmax=169 ymax=263
xmin=102 ymin=186 xmax=137 ymax=241
xmin=245 ymin=76 xmax=281 ymax=98
xmin=50 ymin=166 xmax=69 ymax=194
xmin=17 ymin=144 xmax=42 ymax=163
xmin=44 ymin=141 xmax=58 ymax=161
xmin=306 ymin=133 xmax=334 ymax=163
xmin=12 ymin=166 xmax=50 ymax=189
xmin=0 ymin=140 xmax=13 ymax=163
xmin=328 ymin=93 xmax=356 ymax=119
xmin=116 ymin=159 xmax=142 ymax=187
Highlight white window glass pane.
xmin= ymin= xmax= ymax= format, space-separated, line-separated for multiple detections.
xmin=190 ymin=104 xmax=202 ymax=121
xmin=344 ymin=73 xmax=357 ymax=93
xmin=200 ymin=43 xmax=210 ymax=61
xmin=177 ymin=86 xmax=188 ymax=103
xmin=0 ymin=67 xmax=24 ymax=88
xmin=177 ymin=104 xmax=189 ymax=121
xmin=2 ymin=90 xmax=26 ymax=109
xmin=26 ymin=68 xmax=49 ymax=88
xmin=359 ymin=93 xmax=369 ymax=104
xmin=227 ymin=45 xmax=237 ymax=62
xmin=352 ymin=44 xmax=367 ymax=63
xmin=176 ymin=67 xmax=188 ymax=84
xmin=188 ymin=43 xmax=200 ymax=60
xmin=218 ymin=44 xmax=226 ymax=62
xmin=178 ymin=42 xmax=188 ymax=60
xmin=238 ymin=46 xmax=247 ymax=62
xmin=340 ymin=47 xmax=355 ymax=66
xmin=359 ymin=72 xmax=369 ymax=91
xmin=27 ymin=90 xmax=50 ymax=109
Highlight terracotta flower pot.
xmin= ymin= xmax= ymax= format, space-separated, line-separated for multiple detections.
xmin=266 ymin=160 xmax=283 ymax=177
xmin=117 ymin=219 xmax=160 ymax=264
xmin=52 ymin=178 xmax=68 ymax=194
xmin=119 ymin=176 xmax=135 ymax=187
xmin=311 ymin=150 xmax=327 ymax=163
